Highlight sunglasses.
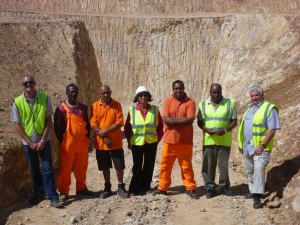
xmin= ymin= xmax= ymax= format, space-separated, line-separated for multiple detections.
xmin=23 ymin=80 xmax=35 ymax=86
xmin=137 ymin=93 xmax=149 ymax=97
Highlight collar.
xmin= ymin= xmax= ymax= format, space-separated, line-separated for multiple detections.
xmin=135 ymin=103 xmax=151 ymax=110
xmin=171 ymin=93 xmax=188 ymax=102
xmin=250 ymin=99 xmax=265 ymax=108
xmin=207 ymin=96 xmax=225 ymax=104
xmin=23 ymin=91 xmax=38 ymax=101
xmin=99 ymin=98 xmax=113 ymax=106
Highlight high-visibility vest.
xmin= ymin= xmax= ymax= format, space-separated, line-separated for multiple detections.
xmin=14 ymin=91 xmax=48 ymax=137
xmin=199 ymin=98 xmax=235 ymax=147
xmin=238 ymin=101 xmax=278 ymax=151
xmin=129 ymin=105 xmax=158 ymax=146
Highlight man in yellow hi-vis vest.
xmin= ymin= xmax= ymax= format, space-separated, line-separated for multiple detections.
xmin=197 ymin=83 xmax=237 ymax=199
xmin=238 ymin=84 xmax=280 ymax=209
xmin=11 ymin=75 xmax=61 ymax=208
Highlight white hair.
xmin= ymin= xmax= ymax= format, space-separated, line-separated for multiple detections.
xmin=249 ymin=84 xmax=264 ymax=95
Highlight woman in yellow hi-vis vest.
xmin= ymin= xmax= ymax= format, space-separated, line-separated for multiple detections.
xmin=238 ymin=84 xmax=280 ymax=209
xmin=124 ymin=86 xmax=164 ymax=195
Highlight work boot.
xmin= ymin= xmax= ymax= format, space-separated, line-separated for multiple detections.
xmin=100 ymin=183 xmax=112 ymax=199
xmin=206 ymin=189 xmax=217 ymax=199
xmin=253 ymin=194 xmax=263 ymax=209
xmin=186 ymin=190 xmax=199 ymax=199
xmin=220 ymin=187 xmax=233 ymax=196
xmin=244 ymin=193 xmax=255 ymax=199
xmin=76 ymin=188 xmax=94 ymax=197
xmin=59 ymin=193 xmax=68 ymax=202
xmin=50 ymin=199 xmax=62 ymax=208
xmin=152 ymin=189 xmax=168 ymax=196
xmin=117 ymin=183 xmax=130 ymax=199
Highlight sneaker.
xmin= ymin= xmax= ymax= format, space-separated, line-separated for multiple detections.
xmin=117 ymin=183 xmax=130 ymax=199
xmin=220 ymin=187 xmax=232 ymax=196
xmin=59 ymin=193 xmax=68 ymax=202
xmin=50 ymin=199 xmax=62 ymax=208
xmin=244 ymin=193 xmax=255 ymax=199
xmin=76 ymin=188 xmax=94 ymax=196
xmin=186 ymin=190 xmax=199 ymax=199
xmin=253 ymin=196 xmax=263 ymax=209
xmin=152 ymin=189 xmax=168 ymax=196
xmin=206 ymin=189 xmax=217 ymax=199
xmin=100 ymin=183 xmax=112 ymax=199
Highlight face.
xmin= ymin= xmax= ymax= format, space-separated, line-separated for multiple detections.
xmin=172 ymin=82 xmax=185 ymax=101
xmin=210 ymin=84 xmax=222 ymax=104
xmin=22 ymin=76 xmax=36 ymax=92
xmin=66 ymin=86 xmax=78 ymax=103
xmin=250 ymin=89 xmax=264 ymax=106
xmin=100 ymin=85 xmax=112 ymax=104
xmin=137 ymin=92 xmax=149 ymax=105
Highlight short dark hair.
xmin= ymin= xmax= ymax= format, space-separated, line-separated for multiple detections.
xmin=172 ymin=80 xmax=185 ymax=89
xmin=66 ymin=83 xmax=78 ymax=93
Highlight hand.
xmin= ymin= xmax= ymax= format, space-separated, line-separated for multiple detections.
xmin=215 ymin=129 xmax=226 ymax=136
xmin=162 ymin=117 xmax=174 ymax=126
xmin=37 ymin=141 xmax=45 ymax=151
xmin=97 ymin=129 xmax=107 ymax=138
xmin=205 ymin=128 xmax=216 ymax=135
xmin=103 ymin=137 xmax=112 ymax=147
xmin=254 ymin=144 xmax=264 ymax=155
xmin=127 ymin=143 xmax=132 ymax=150
xmin=28 ymin=141 xmax=38 ymax=151
xmin=239 ymin=148 xmax=243 ymax=154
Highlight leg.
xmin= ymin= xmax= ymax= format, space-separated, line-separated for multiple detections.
xmin=23 ymin=144 xmax=44 ymax=197
xmin=39 ymin=141 xmax=59 ymax=201
xmin=218 ymin=146 xmax=231 ymax=188
xmin=243 ymin=154 xmax=255 ymax=193
xmin=176 ymin=144 xmax=196 ymax=191
xmin=141 ymin=142 xmax=158 ymax=191
xmin=252 ymin=152 xmax=270 ymax=194
xmin=73 ymin=139 xmax=89 ymax=192
xmin=129 ymin=145 xmax=144 ymax=194
xmin=56 ymin=139 xmax=75 ymax=194
xmin=157 ymin=143 xmax=177 ymax=191
xmin=202 ymin=146 xmax=218 ymax=190
xmin=96 ymin=150 xmax=112 ymax=198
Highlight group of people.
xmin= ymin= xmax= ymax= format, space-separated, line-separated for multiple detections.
xmin=11 ymin=75 xmax=280 ymax=210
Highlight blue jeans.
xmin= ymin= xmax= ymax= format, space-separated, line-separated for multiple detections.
xmin=23 ymin=141 xmax=58 ymax=201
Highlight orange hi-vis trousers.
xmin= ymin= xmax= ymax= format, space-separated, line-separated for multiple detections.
xmin=158 ymin=143 xmax=196 ymax=191
xmin=57 ymin=104 xmax=89 ymax=194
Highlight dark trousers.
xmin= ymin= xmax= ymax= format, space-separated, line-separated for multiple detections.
xmin=202 ymin=145 xmax=231 ymax=190
xmin=23 ymin=141 xmax=58 ymax=201
xmin=129 ymin=142 xmax=158 ymax=194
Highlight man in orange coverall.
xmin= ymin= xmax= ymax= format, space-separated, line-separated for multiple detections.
xmin=54 ymin=83 xmax=93 ymax=201
xmin=90 ymin=85 xmax=129 ymax=199
xmin=152 ymin=80 xmax=199 ymax=199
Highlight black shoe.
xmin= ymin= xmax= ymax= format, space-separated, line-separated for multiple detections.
xmin=186 ymin=190 xmax=199 ymax=199
xmin=59 ymin=193 xmax=68 ymax=202
xmin=220 ymin=187 xmax=232 ymax=196
xmin=253 ymin=196 xmax=263 ymax=209
xmin=117 ymin=183 xmax=130 ymax=199
xmin=76 ymin=188 xmax=94 ymax=196
xmin=100 ymin=183 xmax=112 ymax=199
xmin=152 ymin=189 xmax=168 ymax=196
xmin=50 ymin=199 xmax=62 ymax=208
xmin=206 ymin=189 xmax=217 ymax=199
xmin=244 ymin=193 xmax=255 ymax=199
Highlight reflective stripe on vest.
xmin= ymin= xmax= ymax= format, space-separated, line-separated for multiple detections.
xmin=238 ymin=101 xmax=278 ymax=151
xmin=14 ymin=92 xmax=47 ymax=137
xmin=130 ymin=105 xmax=158 ymax=146
xmin=199 ymin=99 xmax=234 ymax=147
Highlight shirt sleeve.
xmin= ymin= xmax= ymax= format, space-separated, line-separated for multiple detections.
xmin=186 ymin=99 xmax=196 ymax=118
xmin=46 ymin=96 xmax=54 ymax=116
xmin=231 ymin=106 xmax=238 ymax=120
xmin=115 ymin=102 xmax=124 ymax=126
xmin=162 ymin=98 xmax=170 ymax=117
xmin=11 ymin=103 xmax=21 ymax=123
xmin=90 ymin=104 xmax=98 ymax=127
xmin=156 ymin=110 xmax=164 ymax=141
xmin=267 ymin=108 xmax=281 ymax=130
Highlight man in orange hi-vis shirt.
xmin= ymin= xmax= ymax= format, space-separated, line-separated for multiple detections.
xmin=90 ymin=85 xmax=129 ymax=199
xmin=54 ymin=83 xmax=93 ymax=202
xmin=152 ymin=80 xmax=199 ymax=199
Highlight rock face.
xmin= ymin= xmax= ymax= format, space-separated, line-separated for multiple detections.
xmin=0 ymin=1 xmax=299 ymax=222
xmin=0 ymin=20 xmax=100 ymax=206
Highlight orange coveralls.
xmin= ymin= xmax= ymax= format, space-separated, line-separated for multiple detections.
xmin=57 ymin=103 xmax=89 ymax=194
xmin=158 ymin=94 xmax=197 ymax=191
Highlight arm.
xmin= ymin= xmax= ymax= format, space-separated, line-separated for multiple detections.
xmin=124 ymin=112 xmax=132 ymax=149
xmin=163 ymin=116 xmax=194 ymax=126
xmin=84 ymin=105 xmax=90 ymax=138
xmin=54 ymin=107 xmax=64 ymax=144
xmin=37 ymin=115 xmax=52 ymax=151
xmin=215 ymin=119 xmax=237 ymax=136
xmin=156 ymin=111 xmax=164 ymax=141
xmin=254 ymin=129 xmax=277 ymax=155
xmin=196 ymin=108 xmax=215 ymax=135
xmin=14 ymin=122 xmax=38 ymax=150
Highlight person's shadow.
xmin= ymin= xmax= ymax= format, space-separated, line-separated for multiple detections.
xmin=264 ymin=155 xmax=300 ymax=201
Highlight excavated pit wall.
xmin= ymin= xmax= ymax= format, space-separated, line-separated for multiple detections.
xmin=0 ymin=8 xmax=299 ymax=213
xmin=0 ymin=19 xmax=100 ymax=207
